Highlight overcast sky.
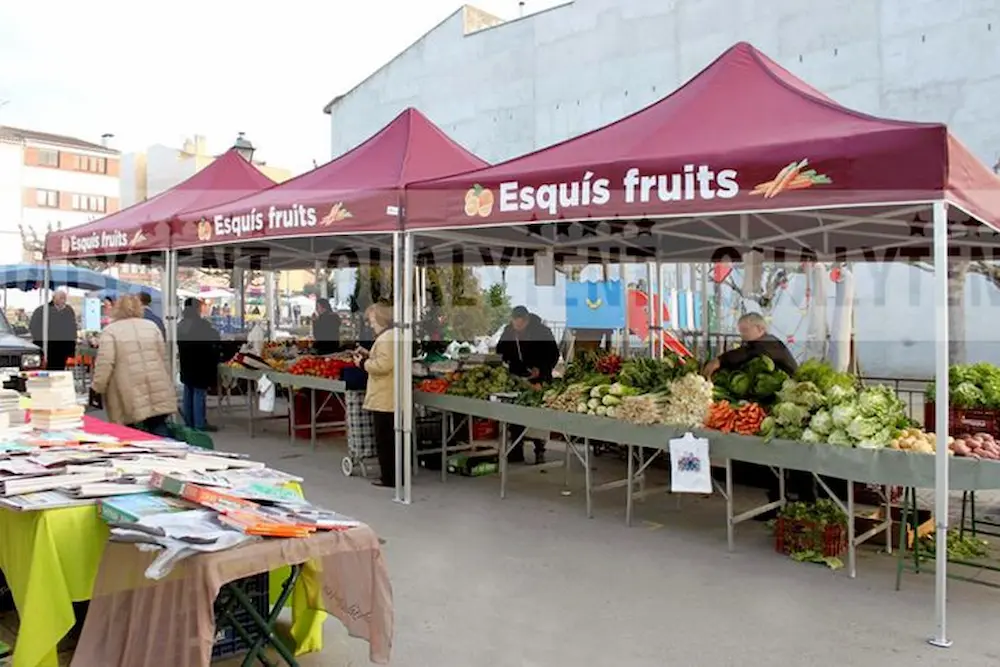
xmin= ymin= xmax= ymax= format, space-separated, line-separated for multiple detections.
xmin=0 ymin=0 xmax=563 ymax=174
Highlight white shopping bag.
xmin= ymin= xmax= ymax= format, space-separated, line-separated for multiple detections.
xmin=669 ymin=432 xmax=712 ymax=494
xmin=258 ymin=374 xmax=276 ymax=412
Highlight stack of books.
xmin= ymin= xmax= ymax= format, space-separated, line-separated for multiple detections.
xmin=27 ymin=372 xmax=83 ymax=431
xmin=0 ymin=390 xmax=24 ymax=427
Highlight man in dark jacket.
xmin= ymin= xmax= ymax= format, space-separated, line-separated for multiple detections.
xmin=139 ymin=291 xmax=165 ymax=337
xmin=703 ymin=312 xmax=798 ymax=378
xmin=312 ymin=298 xmax=341 ymax=355
xmin=29 ymin=290 xmax=77 ymax=370
xmin=704 ymin=312 xmax=808 ymax=512
xmin=177 ymin=298 xmax=221 ymax=432
xmin=496 ymin=306 xmax=560 ymax=463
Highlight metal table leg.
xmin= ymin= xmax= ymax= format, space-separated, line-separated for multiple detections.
xmin=847 ymin=480 xmax=857 ymax=578
xmin=626 ymin=444 xmax=635 ymax=527
xmin=288 ymin=389 xmax=296 ymax=445
xmin=725 ymin=459 xmax=735 ymax=552
xmin=248 ymin=379 xmax=256 ymax=438
xmin=584 ymin=437 xmax=592 ymax=518
xmin=310 ymin=388 xmax=317 ymax=450
xmin=440 ymin=410 xmax=448 ymax=483
xmin=500 ymin=421 xmax=508 ymax=499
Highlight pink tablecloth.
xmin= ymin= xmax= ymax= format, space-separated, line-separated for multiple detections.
xmin=80 ymin=415 xmax=158 ymax=441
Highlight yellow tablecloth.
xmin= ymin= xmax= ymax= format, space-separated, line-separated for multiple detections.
xmin=0 ymin=501 xmax=325 ymax=667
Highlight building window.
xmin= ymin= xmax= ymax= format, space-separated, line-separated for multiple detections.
xmin=35 ymin=189 xmax=59 ymax=208
xmin=37 ymin=149 xmax=59 ymax=167
xmin=74 ymin=155 xmax=106 ymax=174
xmin=70 ymin=194 xmax=105 ymax=212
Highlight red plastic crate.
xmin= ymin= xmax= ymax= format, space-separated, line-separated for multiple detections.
xmin=471 ymin=418 xmax=498 ymax=441
xmin=291 ymin=389 xmax=346 ymax=437
xmin=774 ymin=517 xmax=847 ymax=558
xmin=923 ymin=402 xmax=1000 ymax=436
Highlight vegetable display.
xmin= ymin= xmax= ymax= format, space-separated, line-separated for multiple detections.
xmin=417 ymin=378 xmax=449 ymax=394
xmin=287 ymin=356 xmax=353 ymax=379
xmin=446 ymin=366 xmax=527 ymax=399
xmin=660 ymin=373 xmax=714 ymax=427
xmin=926 ymin=362 xmax=1000 ymax=409
xmin=713 ymin=355 xmax=788 ymax=404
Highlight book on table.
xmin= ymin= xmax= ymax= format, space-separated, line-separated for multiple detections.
xmin=99 ymin=491 xmax=198 ymax=523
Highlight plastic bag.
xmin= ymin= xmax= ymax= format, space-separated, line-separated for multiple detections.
xmin=258 ymin=374 xmax=275 ymax=412
xmin=244 ymin=321 xmax=267 ymax=356
xmin=669 ymin=432 xmax=712 ymax=494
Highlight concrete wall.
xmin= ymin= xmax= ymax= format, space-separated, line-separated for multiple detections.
xmin=326 ymin=0 xmax=1000 ymax=377
xmin=328 ymin=0 xmax=1000 ymax=166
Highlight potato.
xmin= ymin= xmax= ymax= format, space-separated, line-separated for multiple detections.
xmin=954 ymin=444 xmax=971 ymax=456
xmin=947 ymin=436 xmax=955 ymax=445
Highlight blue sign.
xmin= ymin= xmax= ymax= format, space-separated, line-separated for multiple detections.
xmin=565 ymin=280 xmax=625 ymax=330
xmin=83 ymin=298 xmax=102 ymax=331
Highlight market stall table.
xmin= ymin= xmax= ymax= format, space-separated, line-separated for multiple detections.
xmin=0 ymin=417 xmax=156 ymax=667
xmin=71 ymin=525 xmax=393 ymax=667
xmin=413 ymin=392 xmax=1000 ymax=578
xmin=217 ymin=365 xmax=347 ymax=449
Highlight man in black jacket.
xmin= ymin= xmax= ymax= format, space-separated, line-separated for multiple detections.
xmin=703 ymin=312 xmax=798 ymax=378
xmin=496 ymin=306 xmax=560 ymax=463
xmin=178 ymin=298 xmax=221 ymax=432
xmin=29 ymin=290 xmax=77 ymax=370
xmin=704 ymin=312 xmax=810 ymax=511
xmin=312 ymin=298 xmax=341 ymax=355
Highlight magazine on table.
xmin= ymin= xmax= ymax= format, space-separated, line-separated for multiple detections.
xmin=0 ymin=470 xmax=119 ymax=497
xmin=0 ymin=490 xmax=94 ymax=511
xmin=219 ymin=467 xmax=304 ymax=485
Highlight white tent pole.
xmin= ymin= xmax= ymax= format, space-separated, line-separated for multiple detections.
xmin=402 ymin=232 xmax=415 ymax=505
xmin=647 ymin=262 xmax=655 ymax=358
xmin=930 ymin=200 xmax=952 ymax=648
xmin=700 ymin=263 xmax=710 ymax=359
xmin=621 ymin=263 xmax=630 ymax=357
xmin=41 ymin=261 xmax=51 ymax=365
xmin=168 ymin=250 xmax=179 ymax=383
xmin=391 ymin=232 xmax=404 ymax=504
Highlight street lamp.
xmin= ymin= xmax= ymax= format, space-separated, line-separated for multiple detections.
xmin=233 ymin=132 xmax=256 ymax=162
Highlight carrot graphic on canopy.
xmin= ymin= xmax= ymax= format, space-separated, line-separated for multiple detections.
xmin=750 ymin=159 xmax=832 ymax=198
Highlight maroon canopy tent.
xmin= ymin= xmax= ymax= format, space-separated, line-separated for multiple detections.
xmin=407 ymin=42 xmax=1000 ymax=260
xmin=44 ymin=149 xmax=275 ymax=260
xmin=174 ymin=108 xmax=486 ymax=250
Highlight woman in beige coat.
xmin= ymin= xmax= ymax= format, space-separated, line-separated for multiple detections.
xmin=92 ymin=294 xmax=177 ymax=436
xmin=353 ymin=302 xmax=396 ymax=488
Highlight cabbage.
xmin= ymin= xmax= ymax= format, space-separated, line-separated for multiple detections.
xmin=847 ymin=416 xmax=880 ymax=441
xmin=831 ymin=403 xmax=857 ymax=429
xmin=602 ymin=394 xmax=621 ymax=407
xmin=801 ymin=428 xmax=821 ymax=443
xmin=776 ymin=380 xmax=825 ymax=410
xmin=825 ymin=384 xmax=857 ymax=406
xmin=857 ymin=386 xmax=901 ymax=419
xmin=773 ymin=402 xmax=811 ymax=427
xmin=827 ymin=429 xmax=852 ymax=446
xmin=758 ymin=416 xmax=776 ymax=439
xmin=809 ymin=409 xmax=834 ymax=436
xmin=728 ymin=372 xmax=751 ymax=397
xmin=952 ymin=381 xmax=986 ymax=408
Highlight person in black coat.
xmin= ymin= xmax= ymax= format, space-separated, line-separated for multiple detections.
xmin=177 ymin=298 xmax=221 ymax=432
xmin=495 ymin=306 xmax=560 ymax=463
xmin=29 ymin=290 xmax=77 ymax=370
xmin=312 ymin=298 xmax=342 ymax=355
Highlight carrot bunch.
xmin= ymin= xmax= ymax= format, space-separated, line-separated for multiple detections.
xmin=734 ymin=403 xmax=767 ymax=435
xmin=705 ymin=401 xmax=738 ymax=432
xmin=750 ymin=159 xmax=833 ymax=199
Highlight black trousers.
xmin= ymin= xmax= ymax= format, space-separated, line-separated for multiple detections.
xmin=39 ymin=341 xmax=75 ymax=370
xmin=370 ymin=410 xmax=396 ymax=485
xmin=508 ymin=424 xmax=546 ymax=462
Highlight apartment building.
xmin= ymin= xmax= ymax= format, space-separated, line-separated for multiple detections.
xmin=0 ymin=126 xmax=120 ymax=264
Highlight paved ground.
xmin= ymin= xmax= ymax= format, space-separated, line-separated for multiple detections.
xmin=200 ymin=399 xmax=1000 ymax=667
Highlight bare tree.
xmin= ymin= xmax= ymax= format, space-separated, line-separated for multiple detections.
xmin=19 ymin=223 xmax=107 ymax=271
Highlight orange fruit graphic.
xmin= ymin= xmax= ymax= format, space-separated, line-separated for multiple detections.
xmin=477 ymin=189 xmax=494 ymax=217
xmin=197 ymin=220 xmax=212 ymax=241
xmin=463 ymin=184 xmax=493 ymax=217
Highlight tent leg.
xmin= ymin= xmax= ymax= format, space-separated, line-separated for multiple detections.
xmin=391 ymin=232 xmax=404 ymax=504
xmin=402 ymin=232 xmax=415 ymax=505
xmin=929 ymin=200 xmax=952 ymax=649
xmin=41 ymin=261 xmax=51 ymax=365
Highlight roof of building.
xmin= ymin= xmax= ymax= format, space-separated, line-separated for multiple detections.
xmin=322 ymin=3 xmax=514 ymax=114
xmin=0 ymin=126 xmax=119 ymax=154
